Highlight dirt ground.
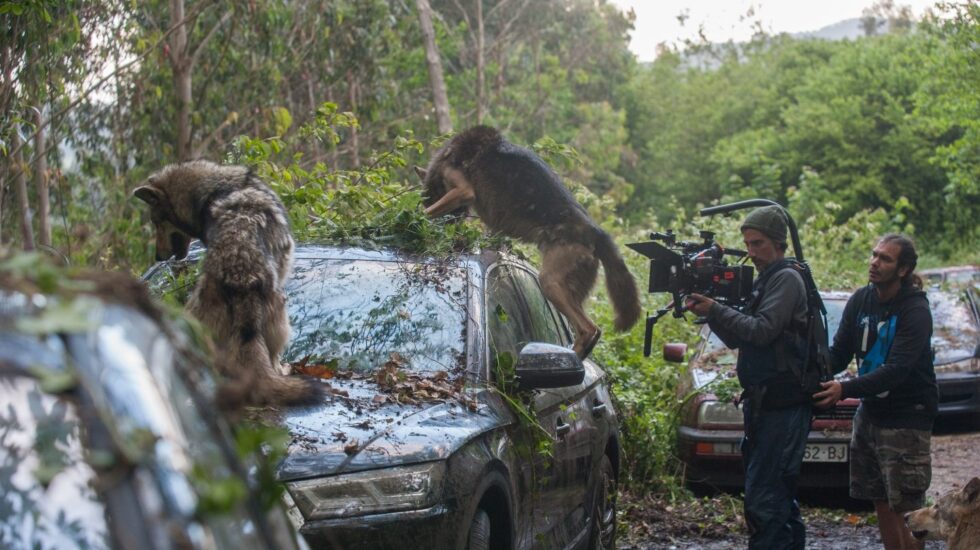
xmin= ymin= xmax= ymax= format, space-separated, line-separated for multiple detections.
xmin=622 ymin=418 xmax=980 ymax=549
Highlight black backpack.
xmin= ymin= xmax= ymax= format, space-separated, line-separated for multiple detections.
xmin=753 ymin=258 xmax=833 ymax=401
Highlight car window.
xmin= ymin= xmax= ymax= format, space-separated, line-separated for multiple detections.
xmin=485 ymin=265 xmax=534 ymax=369
xmin=283 ymin=258 xmax=468 ymax=375
xmin=947 ymin=270 xmax=977 ymax=284
xmin=509 ymin=266 xmax=570 ymax=346
xmin=928 ymin=288 xmax=979 ymax=365
xmin=824 ymin=299 xmax=846 ymax=335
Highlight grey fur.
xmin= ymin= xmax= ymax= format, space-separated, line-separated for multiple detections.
xmin=134 ymin=160 xmax=321 ymax=408
xmin=420 ymin=126 xmax=641 ymax=358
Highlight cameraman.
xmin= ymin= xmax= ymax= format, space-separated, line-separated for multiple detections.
xmin=812 ymin=234 xmax=935 ymax=550
xmin=686 ymin=205 xmax=810 ymax=550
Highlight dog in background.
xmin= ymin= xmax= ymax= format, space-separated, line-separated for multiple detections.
xmin=418 ymin=125 xmax=641 ymax=358
xmin=134 ymin=160 xmax=321 ymax=408
xmin=906 ymin=477 xmax=980 ymax=550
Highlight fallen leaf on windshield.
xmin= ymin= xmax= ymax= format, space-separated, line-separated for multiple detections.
xmin=291 ymin=356 xmax=339 ymax=379
xmin=344 ymin=440 xmax=360 ymax=455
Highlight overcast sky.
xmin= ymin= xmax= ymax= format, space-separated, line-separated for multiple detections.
xmin=607 ymin=0 xmax=942 ymax=61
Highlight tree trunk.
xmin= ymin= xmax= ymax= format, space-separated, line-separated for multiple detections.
xmin=306 ymin=71 xmax=321 ymax=164
xmin=475 ymin=0 xmax=485 ymax=124
xmin=415 ymin=0 xmax=453 ymax=133
xmin=11 ymin=131 xmax=35 ymax=251
xmin=0 ymin=158 xmax=6 ymax=247
xmin=170 ymin=0 xmax=192 ymax=161
xmin=495 ymin=45 xmax=505 ymax=97
xmin=347 ymin=70 xmax=360 ymax=168
xmin=327 ymin=85 xmax=339 ymax=169
xmin=34 ymin=106 xmax=51 ymax=247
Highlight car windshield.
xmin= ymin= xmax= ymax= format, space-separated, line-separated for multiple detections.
xmin=928 ymin=289 xmax=979 ymax=365
xmin=284 ymin=258 xmax=468 ymax=375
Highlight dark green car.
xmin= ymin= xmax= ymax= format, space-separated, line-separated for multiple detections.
xmin=145 ymin=244 xmax=621 ymax=550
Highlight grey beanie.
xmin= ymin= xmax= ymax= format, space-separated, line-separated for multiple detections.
xmin=741 ymin=205 xmax=788 ymax=244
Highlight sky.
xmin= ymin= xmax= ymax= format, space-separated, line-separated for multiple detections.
xmin=606 ymin=0 xmax=943 ymax=62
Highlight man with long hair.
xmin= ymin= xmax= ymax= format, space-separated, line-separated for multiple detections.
xmin=814 ymin=234 xmax=937 ymax=550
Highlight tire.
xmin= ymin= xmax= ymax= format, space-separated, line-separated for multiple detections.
xmin=466 ymin=508 xmax=491 ymax=550
xmin=589 ymin=455 xmax=617 ymax=550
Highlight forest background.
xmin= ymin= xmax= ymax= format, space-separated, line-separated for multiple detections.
xmin=2 ymin=0 xmax=978 ymax=492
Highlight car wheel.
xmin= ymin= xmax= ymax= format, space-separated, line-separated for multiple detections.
xmin=589 ymin=455 xmax=617 ymax=550
xmin=466 ymin=508 xmax=491 ymax=550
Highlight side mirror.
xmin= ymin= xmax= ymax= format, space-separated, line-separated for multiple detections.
xmin=515 ymin=343 xmax=585 ymax=390
xmin=663 ymin=342 xmax=688 ymax=363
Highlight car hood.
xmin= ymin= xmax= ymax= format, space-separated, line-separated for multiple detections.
xmin=688 ymin=345 xmax=738 ymax=390
xmin=275 ymin=377 xmax=508 ymax=481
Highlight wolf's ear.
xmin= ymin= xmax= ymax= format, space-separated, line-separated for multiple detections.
xmin=414 ymin=166 xmax=427 ymax=180
xmin=133 ymin=185 xmax=163 ymax=205
xmin=965 ymin=477 xmax=980 ymax=503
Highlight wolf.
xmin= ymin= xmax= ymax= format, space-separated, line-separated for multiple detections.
xmin=906 ymin=477 xmax=980 ymax=550
xmin=133 ymin=160 xmax=321 ymax=408
xmin=418 ymin=125 xmax=641 ymax=358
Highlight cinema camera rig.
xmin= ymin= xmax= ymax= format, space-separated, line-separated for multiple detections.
xmin=627 ymin=199 xmax=814 ymax=357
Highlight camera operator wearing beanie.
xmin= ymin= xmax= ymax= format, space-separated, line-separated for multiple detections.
xmin=686 ymin=205 xmax=811 ymax=550
xmin=812 ymin=234 xmax=935 ymax=550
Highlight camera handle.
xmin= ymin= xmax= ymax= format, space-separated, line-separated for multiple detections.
xmin=643 ymin=306 xmax=674 ymax=357
xmin=699 ymin=199 xmax=804 ymax=262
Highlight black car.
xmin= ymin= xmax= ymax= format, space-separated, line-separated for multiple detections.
xmin=928 ymin=286 xmax=980 ymax=425
xmin=145 ymin=244 xmax=621 ymax=550
xmin=0 ymin=266 xmax=305 ymax=550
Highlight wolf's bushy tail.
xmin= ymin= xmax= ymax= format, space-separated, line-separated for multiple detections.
xmin=595 ymin=229 xmax=641 ymax=332
xmin=216 ymin=338 xmax=324 ymax=409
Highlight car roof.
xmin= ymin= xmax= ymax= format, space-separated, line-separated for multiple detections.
xmin=819 ymin=290 xmax=852 ymax=302
xmin=919 ymin=265 xmax=978 ymax=274
xmin=179 ymin=241 xmax=516 ymax=273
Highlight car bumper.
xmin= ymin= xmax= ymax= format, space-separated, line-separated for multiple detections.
xmin=936 ymin=372 xmax=980 ymax=417
xmin=677 ymin=426 xmax=851 ymax=489
xmin=296 ymin=504 xmax=455 ymax=549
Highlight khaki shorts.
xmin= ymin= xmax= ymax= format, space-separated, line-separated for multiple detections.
xmin=849 ymin=411 xmax=931 ymax=513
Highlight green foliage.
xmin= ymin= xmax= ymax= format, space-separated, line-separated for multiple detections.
xmin=492 ymin=352 xmax=555 ymax=462
xmin=232 ymin=422 xmax=291 ymax=511
xmin=229 ymin=104 xmax=505 ymax=255
xmin=622 ymin=18 xmax=979 ymax=260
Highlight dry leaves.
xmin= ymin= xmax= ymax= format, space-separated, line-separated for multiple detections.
xmin=291 ymin=355 xmax=338 ymax=379
xmin=372 ymin=353 xmax=477 ymax=411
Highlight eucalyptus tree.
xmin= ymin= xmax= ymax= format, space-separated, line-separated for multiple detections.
xmin=1 ymin=1 xmax=122 ymax=249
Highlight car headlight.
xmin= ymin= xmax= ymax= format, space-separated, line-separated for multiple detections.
xmin=697 ymin=400 xmax=743 ymax=428
xmin=287 ymin=462 xmax=445 ymax=520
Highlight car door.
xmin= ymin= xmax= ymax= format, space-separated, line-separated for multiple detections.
xmin=485 ymin=263 xmax=579 ymax=547
xmin=508 ymin=265 xmax=594 ymax=546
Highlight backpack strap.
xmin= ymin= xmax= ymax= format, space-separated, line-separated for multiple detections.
xmin=765 ymin=259 xmax=832 ymax=388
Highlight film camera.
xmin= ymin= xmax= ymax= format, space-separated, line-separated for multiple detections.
xmin=627 ymin=199 xmax=833 ymax=381
xmin=627 ymin=229 xmax=753 ymax=355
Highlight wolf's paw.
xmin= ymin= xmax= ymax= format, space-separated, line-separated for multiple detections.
xmin=575 ymin=328 xmax=602 ymax=360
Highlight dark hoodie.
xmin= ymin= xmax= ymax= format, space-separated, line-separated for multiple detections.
xmin=830 ymin=284 xmax=937 ymax=430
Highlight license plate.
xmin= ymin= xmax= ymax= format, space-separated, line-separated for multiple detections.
xmin=803 ymin=443 xmax=848 ymax=462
